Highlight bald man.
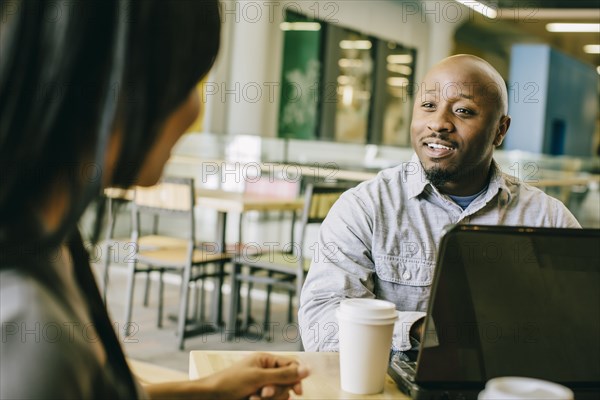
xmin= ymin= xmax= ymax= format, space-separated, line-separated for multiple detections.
xmin=298 ymin=55 xmax=580 ymax=353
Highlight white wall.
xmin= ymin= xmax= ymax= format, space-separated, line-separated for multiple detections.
xmin=204 ymin=0 xmax=467 ymax=137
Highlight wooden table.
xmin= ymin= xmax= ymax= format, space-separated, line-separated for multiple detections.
xmin=128 ymin=359 xmax=188 ymax=385
xmin=195 ymin=188 xmax=305 ymax=256
xmin=196 ymin=188 xmax=305 ymax=214
xmin=189 ymin=351 xmax=409 ymax=399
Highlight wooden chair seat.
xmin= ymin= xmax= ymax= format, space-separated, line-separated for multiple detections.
xmin=138 ymin=235 xmax=188 ymax=250
xmin=233 ymin=251 xmax=311 ymax=274
xmin=138 ymin=247 xmax=230 ymax=267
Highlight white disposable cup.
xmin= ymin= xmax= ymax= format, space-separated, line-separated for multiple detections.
xmin=336 ymin=299 xmax=398 ymax=394
xmin=478 ymin=377 xmax=574 ymax=400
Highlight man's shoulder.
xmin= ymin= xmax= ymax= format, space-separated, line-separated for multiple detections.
xmin=350 ymin=163 xmax=408 ymax=192
xmin=495 ymin=171 xmax=580 ymax=228
xmin=498 ymin=170 xmax=556 ymax=200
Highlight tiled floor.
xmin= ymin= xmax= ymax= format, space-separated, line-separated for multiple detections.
xmin=95 ymin=261 xmax=303 ymax=373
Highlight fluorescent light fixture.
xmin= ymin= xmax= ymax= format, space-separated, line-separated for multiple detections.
xmin=338 ymin=58 xmax=364 ymax=68
xmin=387 ymin=64 xmax=413 ymax=75
xmin=342 ymin=86 xmax=353 ymax=106
xmin=340 ymin=40 xmax=372 ymax=50
xmin=546 ymin=23 xmax=600 ymax=33
xmin=584 ymin=44 xmax=600 ymax=54
xmin=387 ymin=54 xmax=413 ymax=64
xmin=337 ymin=75 xmax=355 ymax=85
xmin=279 ymin=22 xmax=321 ymax=31
xmin=387 ymin=77 xmax=409 ymax=87
xmin=454 ymin=0 xmax=498 ymax=19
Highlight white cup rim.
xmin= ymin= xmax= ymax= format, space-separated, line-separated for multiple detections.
xmin=336 ymin=308 xmax=399 ymax=325
xmin=338 ymin=298 xmax=398 ymax=320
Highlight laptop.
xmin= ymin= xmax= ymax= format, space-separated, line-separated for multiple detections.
xmin=389 ymin=225 xmax=600 ymax=400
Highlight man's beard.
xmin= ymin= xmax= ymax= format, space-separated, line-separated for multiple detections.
xmin=424 ymin=166 xmax=458 ymax=188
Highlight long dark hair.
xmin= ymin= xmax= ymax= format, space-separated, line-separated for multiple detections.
xmin=0 ymin=0 xmax=220 ymax=252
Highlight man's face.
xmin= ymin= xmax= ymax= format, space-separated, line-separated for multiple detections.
xmin=410 ymin=61 xmax=509 ymax=194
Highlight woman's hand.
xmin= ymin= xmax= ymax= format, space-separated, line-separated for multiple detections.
xmin=206 ymin=352 xmax=310 ymax=400
xmin=145 ymin=352 xmax=310 ymax=400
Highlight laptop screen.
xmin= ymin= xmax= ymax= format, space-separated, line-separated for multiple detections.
xmin=416 ymin=226 xmax=600 ymax=386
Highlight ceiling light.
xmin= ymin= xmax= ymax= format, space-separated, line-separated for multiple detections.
xmin=338 ymin=59 xmax=364 ymax=68
xmin=387 ymin=77 xmax=409 ymax=87
xmin=546 ymin=23 xmax=600 ymax=33
xmin=584 ymin=44 xmax=600 ymax=54
xmin=280 ymin=22 xmax=321 ymax=31
xmin=387 ymin=64 xmax=413 ymax=75
xmin=454 ymin=0 xmax=497 ymax=19
xmin=387 ymin=54 xmax=413 ymax=64
xmin=337 ymin=75 xmax=354 ymax=85
xmin=342 ymin=86 xmax=353 ymax=106
xmin=340 ymin=40 xmax=372 ymax=50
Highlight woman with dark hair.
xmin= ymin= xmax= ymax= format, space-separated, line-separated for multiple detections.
xmin=0 ymin=1 xmax=308 ymax=398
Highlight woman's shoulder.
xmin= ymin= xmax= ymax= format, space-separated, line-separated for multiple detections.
xmin=0 ymin=267 xmax=106 ymax=399
xmin=1 ymin=267 xmax=57 ymax=322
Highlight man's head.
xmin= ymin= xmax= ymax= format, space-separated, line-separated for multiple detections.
xmin=410 ymin=54 xmax=510 ymax=195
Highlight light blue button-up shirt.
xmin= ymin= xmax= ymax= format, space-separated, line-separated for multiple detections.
xmin=298 ymin=154 xmax=581 ymax=352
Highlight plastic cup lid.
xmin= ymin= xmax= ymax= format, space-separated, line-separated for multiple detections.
xmin=481 ymin=377 xmax=574 ymax=400
xmin=338 ymin=298 xmax=398 ymax=320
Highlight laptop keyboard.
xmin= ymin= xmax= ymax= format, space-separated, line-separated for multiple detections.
xmin=390 ymin=357 xmax=417 ymax=382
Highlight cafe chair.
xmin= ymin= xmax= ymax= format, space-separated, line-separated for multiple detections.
xmin=100 ymin=187 xmax=134 ymax=303
xmin=123 ymin=176 xmax=231 ymax=350
xmin=236 ymin=175 xmax=301 ymax=314
xmin=227 ymin=183 xmax=351 ymax=341
xmin=100 ymin=187 xmax=173 ymax=305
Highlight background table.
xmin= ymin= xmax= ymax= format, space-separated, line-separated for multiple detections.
xmin=196 ymin=189 xmax=304 ymax=327
xmin=189 ymin=351 xmax=409 ymax=399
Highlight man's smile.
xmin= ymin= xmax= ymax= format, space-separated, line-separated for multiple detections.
xmin=422 ymin=139 xmax=457 ymax=159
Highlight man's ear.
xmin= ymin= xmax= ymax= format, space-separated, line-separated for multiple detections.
xmin=494 ymin=115 xmax=511 ymax=146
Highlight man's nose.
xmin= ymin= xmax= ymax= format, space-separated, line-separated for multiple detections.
xmin=427 ymin=110 xmax=454 ymax=133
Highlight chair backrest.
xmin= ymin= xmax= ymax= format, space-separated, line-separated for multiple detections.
xmin=131 ymin=176 xmax=196 ymax=242
xmin=302 ymin=183 xmax=351 ymax=224
xmin=134 ymin=177 xmax=195 ymax=212
xmin=104 ymin=187 xmax=135 ymax=201
xmin=296 ymin=183 xmax=354 ymax=258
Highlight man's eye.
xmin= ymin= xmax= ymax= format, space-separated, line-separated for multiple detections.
xmin=421 ymin=102 xmax=435 ymax=109
xmin=455 ymin=108 xmax=473 ymax=115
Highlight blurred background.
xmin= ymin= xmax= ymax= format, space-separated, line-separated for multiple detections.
xmin=199 ymin=0 xmax=599 ymax=153
xmin=93 ymin=0 xmax=600 ymax=372
xmin=174 ymin=0 xmax=599 ymax=225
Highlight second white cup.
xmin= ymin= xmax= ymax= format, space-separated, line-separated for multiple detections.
xmin=478 ymin=377 xmax=574 ymax=400
xmin=336 ymin=298 xmax=398 ymax=395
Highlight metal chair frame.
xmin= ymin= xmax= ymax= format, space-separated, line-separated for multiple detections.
xmin=226 ymin=183 xmax=351 ymax=341
xmin=123 ymin=176 xmax=230 ymax=350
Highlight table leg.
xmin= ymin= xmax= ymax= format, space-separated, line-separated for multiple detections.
xmin=227 ymin=262 xmax=241 ymax=341
xmin=211 ymin=211 xmax=227 ymax=326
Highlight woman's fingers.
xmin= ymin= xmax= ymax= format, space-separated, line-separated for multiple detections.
xmin=259 ymin=363 xmax=310 ymax=385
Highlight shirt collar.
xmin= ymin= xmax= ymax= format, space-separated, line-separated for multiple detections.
xmin=404 ymin=153 xmax=429 ymax=199
xmin=484 ymin=159 xmax=513 ymax=205
xmin=403 ymin=153 xmax=512 ymax=204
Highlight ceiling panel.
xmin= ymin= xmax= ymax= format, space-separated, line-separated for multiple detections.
xmin=494 ymin=0 xmax=600 ymax=8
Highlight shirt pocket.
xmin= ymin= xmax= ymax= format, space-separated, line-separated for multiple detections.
xmin=374 ymin=254 xmax=434 ymax=286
